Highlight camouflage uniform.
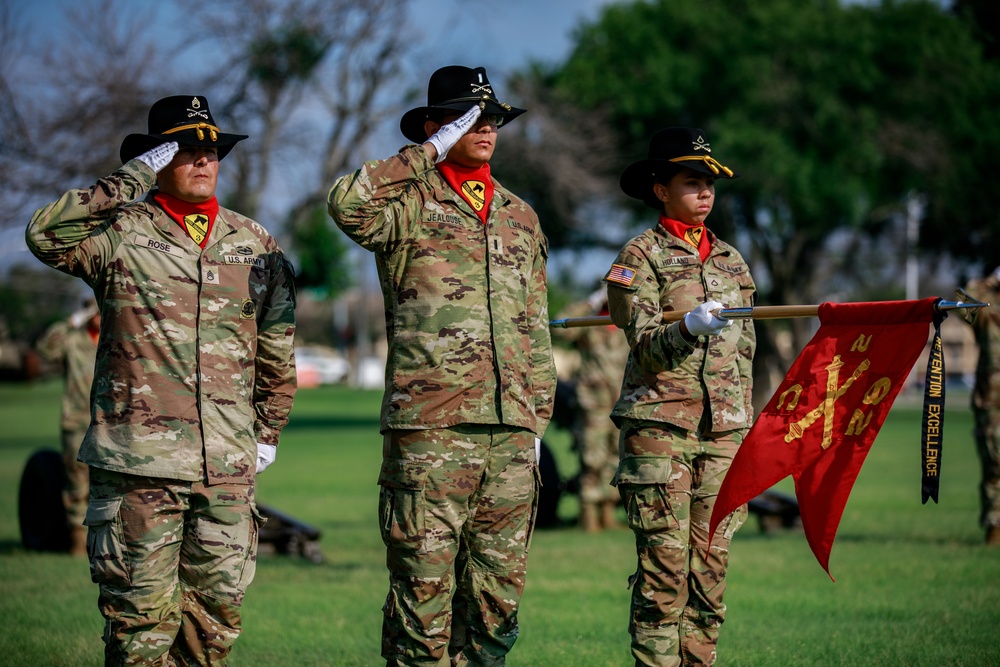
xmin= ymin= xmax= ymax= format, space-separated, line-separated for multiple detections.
xmin=961 ymin=274 xmax=1000 ymax=538
xmin=605 ymin=224 xmax=755 ymax=667
xmin=555 ymin=297 xmax=629 ymax=531
xmin=36 ymin=315 xmax=98 ymax=531
xmin=26 ymin=159 xmax=297 ymax=665
xmin=329 ymin=143 xmax=555 ymax=666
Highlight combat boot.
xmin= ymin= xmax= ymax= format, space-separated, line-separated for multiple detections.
xmin=580 ymin=502 xmax=601 ymax=533
xmin=69 ymin=525 xmax=87 ymax=557
xmin=987 ymin=525 xmax=1000 ymax=546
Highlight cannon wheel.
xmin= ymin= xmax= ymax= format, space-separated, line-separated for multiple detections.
xmin=18 ymin=449 xmax=70 ymax=552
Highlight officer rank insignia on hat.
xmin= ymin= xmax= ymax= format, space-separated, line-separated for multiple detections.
xmin=606 ymin=263 xmax=637 ymax=287
xmin=183 ymin=214 xmax=209 ymax=245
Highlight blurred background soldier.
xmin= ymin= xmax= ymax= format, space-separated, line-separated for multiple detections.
xmin=329 ymin=65 xmax=555 ymax=666
xmin=961 ymin=268 xmax=1000 ymax=546
xmin=555 ymin=288 xmax=629 ymax=532
xmin=35 ymin=298 xmax=100 ymax=556
xmin=25 ymin=95 xmax=297 ymax=665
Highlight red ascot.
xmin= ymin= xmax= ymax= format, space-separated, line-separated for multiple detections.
xmin=659 ymin=214 xmax=711 ymax=261
xmin=154 ymin=192 xmax=219 ymax=248
xmin=436 ymin=162 xmax=494 ymax=224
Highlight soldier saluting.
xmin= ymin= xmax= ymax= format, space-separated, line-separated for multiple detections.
xmin=26 ymin=95 xmax=297 ymax=665
xmin=328 ymin=65 xmax=556 ymax=665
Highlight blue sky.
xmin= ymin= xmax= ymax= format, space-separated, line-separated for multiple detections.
xmin=2 ymin=0 xmax=618 ymax=266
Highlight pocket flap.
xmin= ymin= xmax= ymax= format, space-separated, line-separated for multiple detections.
xmin=612 ymin=456 xmax=672 ymax=485
xmin=378 ymin=458 xmax=430 ymax=490
xmin=84 ymin=497 xmax=123 ymax=527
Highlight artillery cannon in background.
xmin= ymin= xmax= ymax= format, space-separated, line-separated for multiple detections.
xmin=18 ymin=448 xmax=324 ymax=562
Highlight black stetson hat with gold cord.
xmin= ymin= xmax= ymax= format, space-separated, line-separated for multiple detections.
xmin=119 ymin=95 xmax=248 ymax=164
xmin=620 ymin=127 xmax=740 ymax=210
xmin=399 ymin=65 xmax=526 ymax=144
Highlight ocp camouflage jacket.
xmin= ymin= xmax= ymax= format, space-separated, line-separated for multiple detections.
xmin=328 ymin=144 xmax=555 ymax=435
xmin=26 ymin=160 xmax=297 ymax=485
xmin=606 ymin=224 xmax=756 ymax=433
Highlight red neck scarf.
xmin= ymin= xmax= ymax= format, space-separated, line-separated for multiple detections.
xmin=436 ymin=161 xmax=494 ymax=223
xmin=659 ymin=214 xmax=711 ymax=261
xmin=154 ymin=192 xmax=220 ymax=247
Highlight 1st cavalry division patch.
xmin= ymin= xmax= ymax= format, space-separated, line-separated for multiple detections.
xmin=606 ymin=263 xmax=637 ymax=287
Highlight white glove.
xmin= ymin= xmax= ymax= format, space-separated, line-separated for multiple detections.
xmin=256 ymin=442 xmax=276 ymax=474
xmin=683 ymin=300 xmax=732 ymax=337
xmin=69 ymin=305 xmax=98 ymax=329
xmin=426 ymin=104 xmax=482 ymax=163
xmin=535 ymin=437 xmax=542 ymax=461
xmin=135 ymin=141 xmax=179 ymax=173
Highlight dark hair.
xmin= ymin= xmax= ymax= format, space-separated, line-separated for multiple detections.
xmin=643 ymin=165 xmax=684 ymax=208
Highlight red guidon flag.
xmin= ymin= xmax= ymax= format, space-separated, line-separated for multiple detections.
xmin=709 ymin=298 xmax=945 ymax=579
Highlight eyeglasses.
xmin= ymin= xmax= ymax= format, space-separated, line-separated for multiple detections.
xmin=483 ymin=114 xmax=504 ymax=127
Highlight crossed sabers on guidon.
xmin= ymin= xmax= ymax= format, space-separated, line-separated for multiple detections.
xmin=776 ymin=333 xmax=893 ymax=450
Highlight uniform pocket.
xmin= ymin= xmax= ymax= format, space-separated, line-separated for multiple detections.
xmin=237 ymin=503 xmax=263 ymax=592
xmin=378 ymin=458 xmax=429 ymax=554
xmin=614 ymin=456 xmax=678 ymax=535
xmin=84 ymin=497 xmax=130 ymax=588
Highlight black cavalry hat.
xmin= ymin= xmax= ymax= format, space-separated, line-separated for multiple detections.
xmin=119 ymin=95 xmax=248 ymax=164
xmin=620 ymin=127 xmax=740 ymax=209
xmin=399 ymin=65 xmax=526 ymax=144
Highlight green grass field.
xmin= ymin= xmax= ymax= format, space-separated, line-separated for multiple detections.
xmin=1 ymin=381 xmax=998 ymax=666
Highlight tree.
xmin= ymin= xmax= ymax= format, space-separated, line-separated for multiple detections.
xmin=533 ymin=0 xmax=1000 ymax=392
xmin=2 ymin=0 xmax=416 ymax=319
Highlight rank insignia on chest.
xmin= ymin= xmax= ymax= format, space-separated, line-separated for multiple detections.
xmin=606 ymin=263 xmax=637 ymax=287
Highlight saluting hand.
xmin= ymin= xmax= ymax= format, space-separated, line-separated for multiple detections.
xmin=135 ymin=141 xmax=179 ymax=173
xmin=425 ymin=104 xmax=482 ymax=164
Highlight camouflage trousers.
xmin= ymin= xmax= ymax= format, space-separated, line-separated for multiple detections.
xmin=379 ymin=425 xmax=540 ymax=666
xmin=614 ymin=420 xmax=747 ymax=667
xmin=63 ymin=426 xmax=90 ymax=527
xmin=86 ymin=467 xmax=260 ymax=666
xmin=973 ymin=408 xmax=1000 ymax=528
xmin=573 ymin=411 xmax=620 ymax=505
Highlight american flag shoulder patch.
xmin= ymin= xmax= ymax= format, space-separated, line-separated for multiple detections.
xmin=606 ymin=263 xmax=637 ymax=287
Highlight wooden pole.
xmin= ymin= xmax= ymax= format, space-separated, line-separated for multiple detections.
xmin=549 ymin=299 xmax=986 ymax=329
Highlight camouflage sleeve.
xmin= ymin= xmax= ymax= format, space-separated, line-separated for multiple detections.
xmin=327 ymin=144 xmax=432 ymax=252
xmin=528 ymin=234 xmax=556 ymax=435
xmin=253 ymin=251 xmax=298 ymax=446
xmin=25 ymin=160 xmax=158 ymax=281
xmin=35 ymin=320 xmax=70 ymax=365
xmin=606 ymin=248 xmax=693 ymax=374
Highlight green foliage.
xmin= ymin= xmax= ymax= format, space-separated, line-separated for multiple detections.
xmin=1 ymin=383 xmax=999 ymax=665
xmin=553 ymin=0 xmax=1000 ymax=285
xmin=288 ymin=205 xmax=353 ymax=300
xmin=0 ymin=265 xmax=85 ymax=343
xmin=248 ymin=23 xmax=329 ymax=85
